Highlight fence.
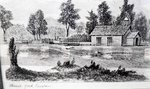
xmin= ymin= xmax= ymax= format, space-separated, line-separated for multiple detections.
xmin=60 ymin=42 xmax=92 ymax=46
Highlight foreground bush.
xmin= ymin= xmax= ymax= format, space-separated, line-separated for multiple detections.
xmin=67 ymin=62 xmax=146 ymax=82
xmin=6 ymin=66 xmax=63 ymax=81
xmin=52 ymin=60 xmax=80 ymax=72
xmin=90 ymin=51 xmax=103 ymax=57
xmin=63 ymin=34 xmax=90 ymax=42
xmin=6 ymin=61 xmax=146 ymax=82
xmin=63 ymin=42 xmax=80 ymax=46
xmin=57 ymin=60 xmax=76 ymax=68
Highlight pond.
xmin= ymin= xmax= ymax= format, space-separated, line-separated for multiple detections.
xmin=1 ymin=44 xmax=150 ymax=67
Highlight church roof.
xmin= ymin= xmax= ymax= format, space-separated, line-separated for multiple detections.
xmin=90 ymin=25 xmax=130 ymax=36
xmin=127 ymin=32 xmax=139 ymax=39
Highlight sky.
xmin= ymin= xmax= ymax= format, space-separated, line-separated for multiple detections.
xmin=0 ymin=0 xmax=150 ymax=26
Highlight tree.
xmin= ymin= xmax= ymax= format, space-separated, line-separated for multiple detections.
xmin=6 ymin=24 xmax=33 ymax=41
xmin=27 ymin=14 xmax=36 ymax=40
xmin=9 ymin=37 xmax=19 ymax=67
xmin=116 ymin=0 xmax=135 ymax=25
xmin=35 ymin=10 xmax=48 ymax=40
xmin=97 ymin=1 xmax=112 ymax=25
xmin=76 ymin=22 xmax=85 ymax=34
xmin=86 ymin=10 xmax=98 ymax=35
xmin=58 ymin=0 xmax=80 ymax=37
xmin=27 ymin=10 xmax=47 ymax=40
xmin=0 ymin=5 xmax=13 ymax=42
xmin=134 ymin=13 xmax=148 ymax=41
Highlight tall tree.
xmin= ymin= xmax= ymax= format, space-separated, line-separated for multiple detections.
xmin=86 ymin=10 xmax=98 ymax=35
xmin=58 ymin=0 xmax=80 ymax=37
xmin=0 ymin=5 xmax=13 ymax=42
xmin=35 ymin=10 xmax=47 ymax=40
xmin=134 ymin=13 xmax=148 ymax=41
xmin=97 ymin=1 xmax=112 ymax=25
xmin=27 ymin=10 xmax=47 ymax=40
xmin=27 ymin=14 xmax=36 ymax=40
xmin=116 ymin=0 xmax=135 ymax=25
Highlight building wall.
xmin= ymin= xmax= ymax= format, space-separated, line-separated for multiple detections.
xmin=122 ymin=29 xmax=131 ymax=45
xmin=101 ymin=36 xmax=107 ymax=45
xmin=133 ymin=35 xmax=141 ymax=46
xmin=91 ymin=36 xmax=97 ymax=45
xmin=113 ymin=36 xmax=122 ymax=46
xmin=126 ymin=39 xmax=134 ymax=45
xmin=91 ymin=36 xmax=122 ymax=46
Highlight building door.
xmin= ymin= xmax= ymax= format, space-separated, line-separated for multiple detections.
xmin=135 ymin=38 xmax=139 ymax=46
xmin=96 ymin=37 xmax=101 ymax=45
xmin=107 ymin=37 xmax=113 ymax=46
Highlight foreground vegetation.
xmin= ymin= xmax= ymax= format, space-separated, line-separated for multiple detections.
xmin=6 ymin=60 xmax=146 ymax=82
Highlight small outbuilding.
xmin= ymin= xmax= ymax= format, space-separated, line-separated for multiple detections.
xmin=126 ymin=32 xmax=141 ymax=46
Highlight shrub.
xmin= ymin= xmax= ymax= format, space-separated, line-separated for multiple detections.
xmin=62 ymin=61 xmax=71 ymax=68
xmin=57 ymin=61 xmax=61 ymax=67
xmin=42 ymin=38 xmax=54 ymax=44
xmin=6 ymin=60 xmax=146 ymax=82
xmin=116 ymin=65 xmax=136 ymax=76
xmin=77 ymin=62 xmax=137 ymax=77
xmin=71 ymin=59 xmax=75 ymax=65
xmin=63 ymin=34 xmax=91 ymax=42
xmin=63 ymin=42 xmax=80 ymax=46
xmin=56 ymin=59 xmax=77 ymax=68
xmin=91 ymin=51 xmax=103 ymax=57
xmin=82 ymin=60 xmax=102 ymax=70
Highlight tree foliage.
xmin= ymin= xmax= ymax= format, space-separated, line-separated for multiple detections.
xmin=27 ymin=10 xmax=47 ymax=40
xmin=86 ymin=10 xmax=98 ymax=35
xmin=6 ymin=24 xmax=33 ymax=41
xmin=0 ymin=5 xmax=13 ymax=41
xmin=27 ymin=14 xmax=36 ymax=40
xmin=58 ymin=0 xmax=80 ymax=37
xmin=116 ymin=0 xmax=135 ymax=25
xmin=97 ymin=1 xmax=112 ymax=25
xmin=134 ymin=13 xmax=148 ymax=41
xmin=35 ymin=10 xmax=48 ymax=36
xmin=76 ymin=22 xmax=85 ymax=34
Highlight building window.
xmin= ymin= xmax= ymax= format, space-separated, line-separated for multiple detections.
xmin=96 ymin=37 xmax=101 ymax=45
xmin=107 ymin=37 xmax=113 ymax=46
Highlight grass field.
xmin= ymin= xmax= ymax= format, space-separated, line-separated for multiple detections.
xmin=1 ymin=44 xmax=150 ymax=68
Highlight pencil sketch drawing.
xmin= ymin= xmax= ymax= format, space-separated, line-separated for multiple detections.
xmin=1 ymin=0 xmax=150 ymax=82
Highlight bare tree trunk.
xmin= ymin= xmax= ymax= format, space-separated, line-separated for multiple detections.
xmin=39 ymin=33 xmax=41 ymax=40
xmin=36 ymin=34 xmax=38 ymax=40
xmin=36 ymin=34 xmax=39 ymax=40
xmin=9 ymin=37 xmax=19 ymax=67
xmin=66 ymin=24 xmax=69 ymax=37
xmin=37 ymin=29 xmax=41 ymax=40
xmin=33 ymin=35 xmax=36 ymax=40
xmin=66 ymin=28 xmax=69 ymax=37
xmin=3 ymin=29 xmax=7 ymax=42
